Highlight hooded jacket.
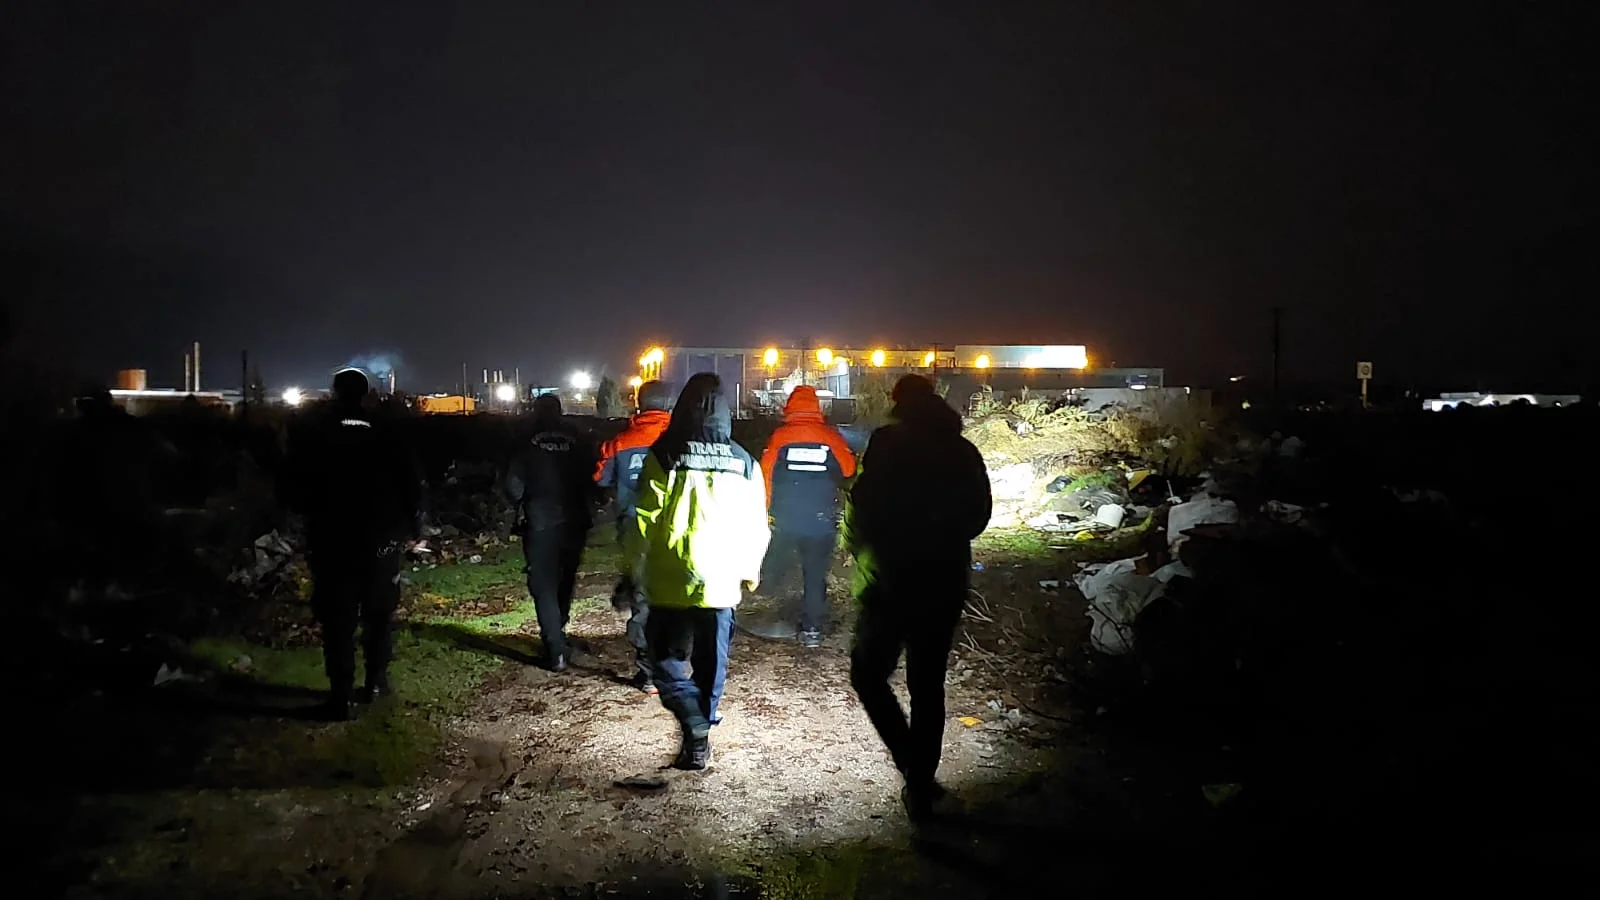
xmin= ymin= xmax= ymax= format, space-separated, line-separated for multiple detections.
xmin=595 ymin=409 xmax=673 ymax=521
xmin=627 ymin=374 xmax=770 ymax=609
xmin=284 ymin=402 xmax=424 ymax=553
xmin=760 ymin=386 xmax=857 ymax=537
xmin=505 ymin=406 xmax=598 ymax=531
xmin=841 ymin=391 xmax=991 ymax=599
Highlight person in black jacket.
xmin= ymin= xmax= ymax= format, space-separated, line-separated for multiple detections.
xmin=505 ymin=392 xmax=598 ymax=672
xmin=841 ymin=373 xmax=991 ymax=822
xmin=283 ymin=369 xmax=423 ymax=721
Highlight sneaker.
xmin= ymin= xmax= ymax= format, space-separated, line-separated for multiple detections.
xmin=628 ymin=672 xmax=658 ymax=695
xmin=356 ymin=672 xmax=391 ymax=703
xmin=674 ymin=736 xmax=712 ymax=771
xmin=544 ymin=652 xmax=568 ymax=673
xmin=798 ymin=628 xmax=822 ymax=648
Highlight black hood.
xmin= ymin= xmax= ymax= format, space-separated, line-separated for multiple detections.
xmin=891 ymin=391 xmax=962 ymax=434
xmin=652 ymin=373 xmax=731 ymax=467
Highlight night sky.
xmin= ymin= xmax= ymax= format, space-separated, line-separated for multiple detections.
xmin=2 ymin=2 xmax=1592 ymax=393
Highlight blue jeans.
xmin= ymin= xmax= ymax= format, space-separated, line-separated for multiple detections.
xmin=647 ymin=606 xmax=734 ymax=738
xmin=760 ymin=531 xmax=834 ymax=631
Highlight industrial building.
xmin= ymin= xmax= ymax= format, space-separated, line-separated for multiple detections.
xmin=635 ymin=344 xmax=1166 ymax=416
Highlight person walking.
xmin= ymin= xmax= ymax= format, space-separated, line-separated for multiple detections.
xmin=751 ymin=385 xmax=855 ymax=647
xmin=842 ymin=374 xmax=991 ymax=820
xmin=283 ymin=368 xmax=423 ymax=720
xmin=506 ymin=392 xmax=598 ymax=672
xmin=594 ymin=380 xmax=674 ymax=692
xmin=628 ymin=374 xmax=769 ymax=769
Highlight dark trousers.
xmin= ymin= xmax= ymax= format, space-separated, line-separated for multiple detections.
xmin=524 ymin=525 xmax=586 ymax=659
xmin=617 ymin=529 xmax=653 ymax=681
xmin=310 ymin=545 xmax=402 ymax=698
xmin=760 ymin=531 xmax=834 ymax=631
xmin=849 ymin=579 xmax=965 ymax=788
xmin=647 ymin=606 xmax=734 ymax=738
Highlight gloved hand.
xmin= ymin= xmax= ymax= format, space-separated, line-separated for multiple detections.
xmin=611 ymin=575 xmax=636 ymax=612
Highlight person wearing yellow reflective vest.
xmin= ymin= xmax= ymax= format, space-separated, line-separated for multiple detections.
xmin=627 ymin=373 xmax=770 ymax=770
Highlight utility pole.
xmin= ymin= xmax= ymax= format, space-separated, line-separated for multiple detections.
xmin=461 ymin=363 xmax=469 ymax=415
xmin=1270 ymin=306 xmax=1282 ymax=406
xmin=240 ymin=349 xmax=249 ymax=420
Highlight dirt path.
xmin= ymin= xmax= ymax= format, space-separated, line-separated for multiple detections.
xmin=392 ymin=600 xmax=1070 ymax=897
xmin=55 ymin=541 xmax=1107 ymax=899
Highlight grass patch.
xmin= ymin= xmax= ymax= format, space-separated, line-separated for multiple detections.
xmin=974 ymin=527 xmax=1056 ymax=564
xmin=186 ymin=631 xmax=503 ymax=787
xmin=975 ymin=516 xmax=1157 ymax=568
xmin=405 ymin=543 xmax=525 ymax=597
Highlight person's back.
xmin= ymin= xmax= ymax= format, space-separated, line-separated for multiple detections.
xmin=288 ymin=396 xmax=418 ymax=553
xmin=507 ymin=395 xmax=596 ymax=532
xmin=843 ymin=373 xmax=991 ymax=822
xmin=596 ymin=381 xmax=674 ymax=538
xmin=844 ymin=385 xmax=990 ymax=589
xmin=282 ymin=368 xmax=422 ymax=718
xmin=754 ymin=385 xmax=855 ymax=645
xmin=506 ymin=393 xmax=598 ymax=671
xmin=762 ymin=385 xmax=856 ymax=536
xmin=629 ymin=373 xmax=770 ymax=770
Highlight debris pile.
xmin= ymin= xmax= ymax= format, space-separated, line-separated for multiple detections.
xmin=966 ymin=397 xmax=1213 ymax=540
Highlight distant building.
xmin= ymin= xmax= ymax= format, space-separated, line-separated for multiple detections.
xmin=634 ymin=343 xmax=1164 ymax=416
xmin=1424 ymin=392 xmax=1579 ymax=411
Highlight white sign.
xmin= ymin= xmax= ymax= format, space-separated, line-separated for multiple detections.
xmin=1356 ymin=361 xmax=1373 ymax=380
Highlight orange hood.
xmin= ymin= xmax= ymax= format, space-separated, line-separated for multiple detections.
xmin=783 ymin=385 xmax=825 ymax=422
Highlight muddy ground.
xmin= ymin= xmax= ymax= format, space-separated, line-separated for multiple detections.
xmin=35 ymin=526 xmax=1171 ymax=900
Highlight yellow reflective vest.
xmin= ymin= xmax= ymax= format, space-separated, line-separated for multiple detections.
xmin=627 ymin=443 xmax=771 ymax=610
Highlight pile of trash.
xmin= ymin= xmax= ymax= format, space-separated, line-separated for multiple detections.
xmin=967 ymin=398 xmax=1216 ymax=539
xmin=1074 ymin=490 xmax=1245 ymax=655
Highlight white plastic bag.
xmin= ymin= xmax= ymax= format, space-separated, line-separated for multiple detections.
xmin=1166 ymin=494 xmax=1238 ymax=552
xmin=1076 ymin=556 xmax=1161 ymax=655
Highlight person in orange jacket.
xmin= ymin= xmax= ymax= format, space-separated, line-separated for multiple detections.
xmin=595 ymin=380 xmax=674 ymax=691
xmin=753 ymin=385 xmax=857 ymax=647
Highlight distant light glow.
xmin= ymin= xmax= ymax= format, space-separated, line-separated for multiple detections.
xmin=1229 ymin=375 xmax=1246 ymax=383
xmin=494 ymin=384 xmax=517 ymax=403
xmin=627 ymin=375 xmax=644 ymax=388
xmin=1018 ymin=346 xmax=1090 ymax=369
xmin=763 ymin=348 xmax=780 ymax=367
xmin=870 ymin=349 xmax=886 ymax=367
xmin=639 ymin=347 xmax=665 ymax=367
xmin=816 ymin=348 xmax=834 ymax=366
xmin=923 ymin=352 xmax=936 ymax=367
xmin=282 ymin=387 xmax=304 ymax=406
xmin=570 ymin=371 xmax=593 ymax=390
xmin=974 ymin=354 xmax=991 ymax=369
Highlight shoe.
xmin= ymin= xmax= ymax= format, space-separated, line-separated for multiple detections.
xmin=628 ymin=672 xmax=658 ymax=695
xmin=357 ymin=672 xmax=390 ymax=703
xmin=674 ymin=736 xmax=712 ymax=771
xmin=901 ymin=781 xmax=948 ymax=824
xmin=798 ymin=628 xmax=822 ymax=648
xmin=545 ymin=653 xmax=568 ymax=673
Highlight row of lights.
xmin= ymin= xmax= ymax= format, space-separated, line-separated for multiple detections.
xmin=762 ymin=348 xmax=962 ymax=369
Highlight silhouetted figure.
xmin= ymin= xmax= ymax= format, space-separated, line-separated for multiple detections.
xmin=753 ymin=385 xmax=856 ymax=647
xmin=628 ymin=374 xmax=769 ymax=769
xmin=57 ymin=383 xmax=172 ymax=596
xmin=842 ymin=374 xmax=991 ymax=821
xmin=283 ymin=369 xmax=422 ymax=721
xmin=594 ymin=380 xmax=674 ymax=692
xmin=505 ymin=393 xmax=598 ymax=672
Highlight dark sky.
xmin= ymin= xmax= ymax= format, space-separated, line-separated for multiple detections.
xmin=2 ymin=1 xmax=1593 ymax=392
